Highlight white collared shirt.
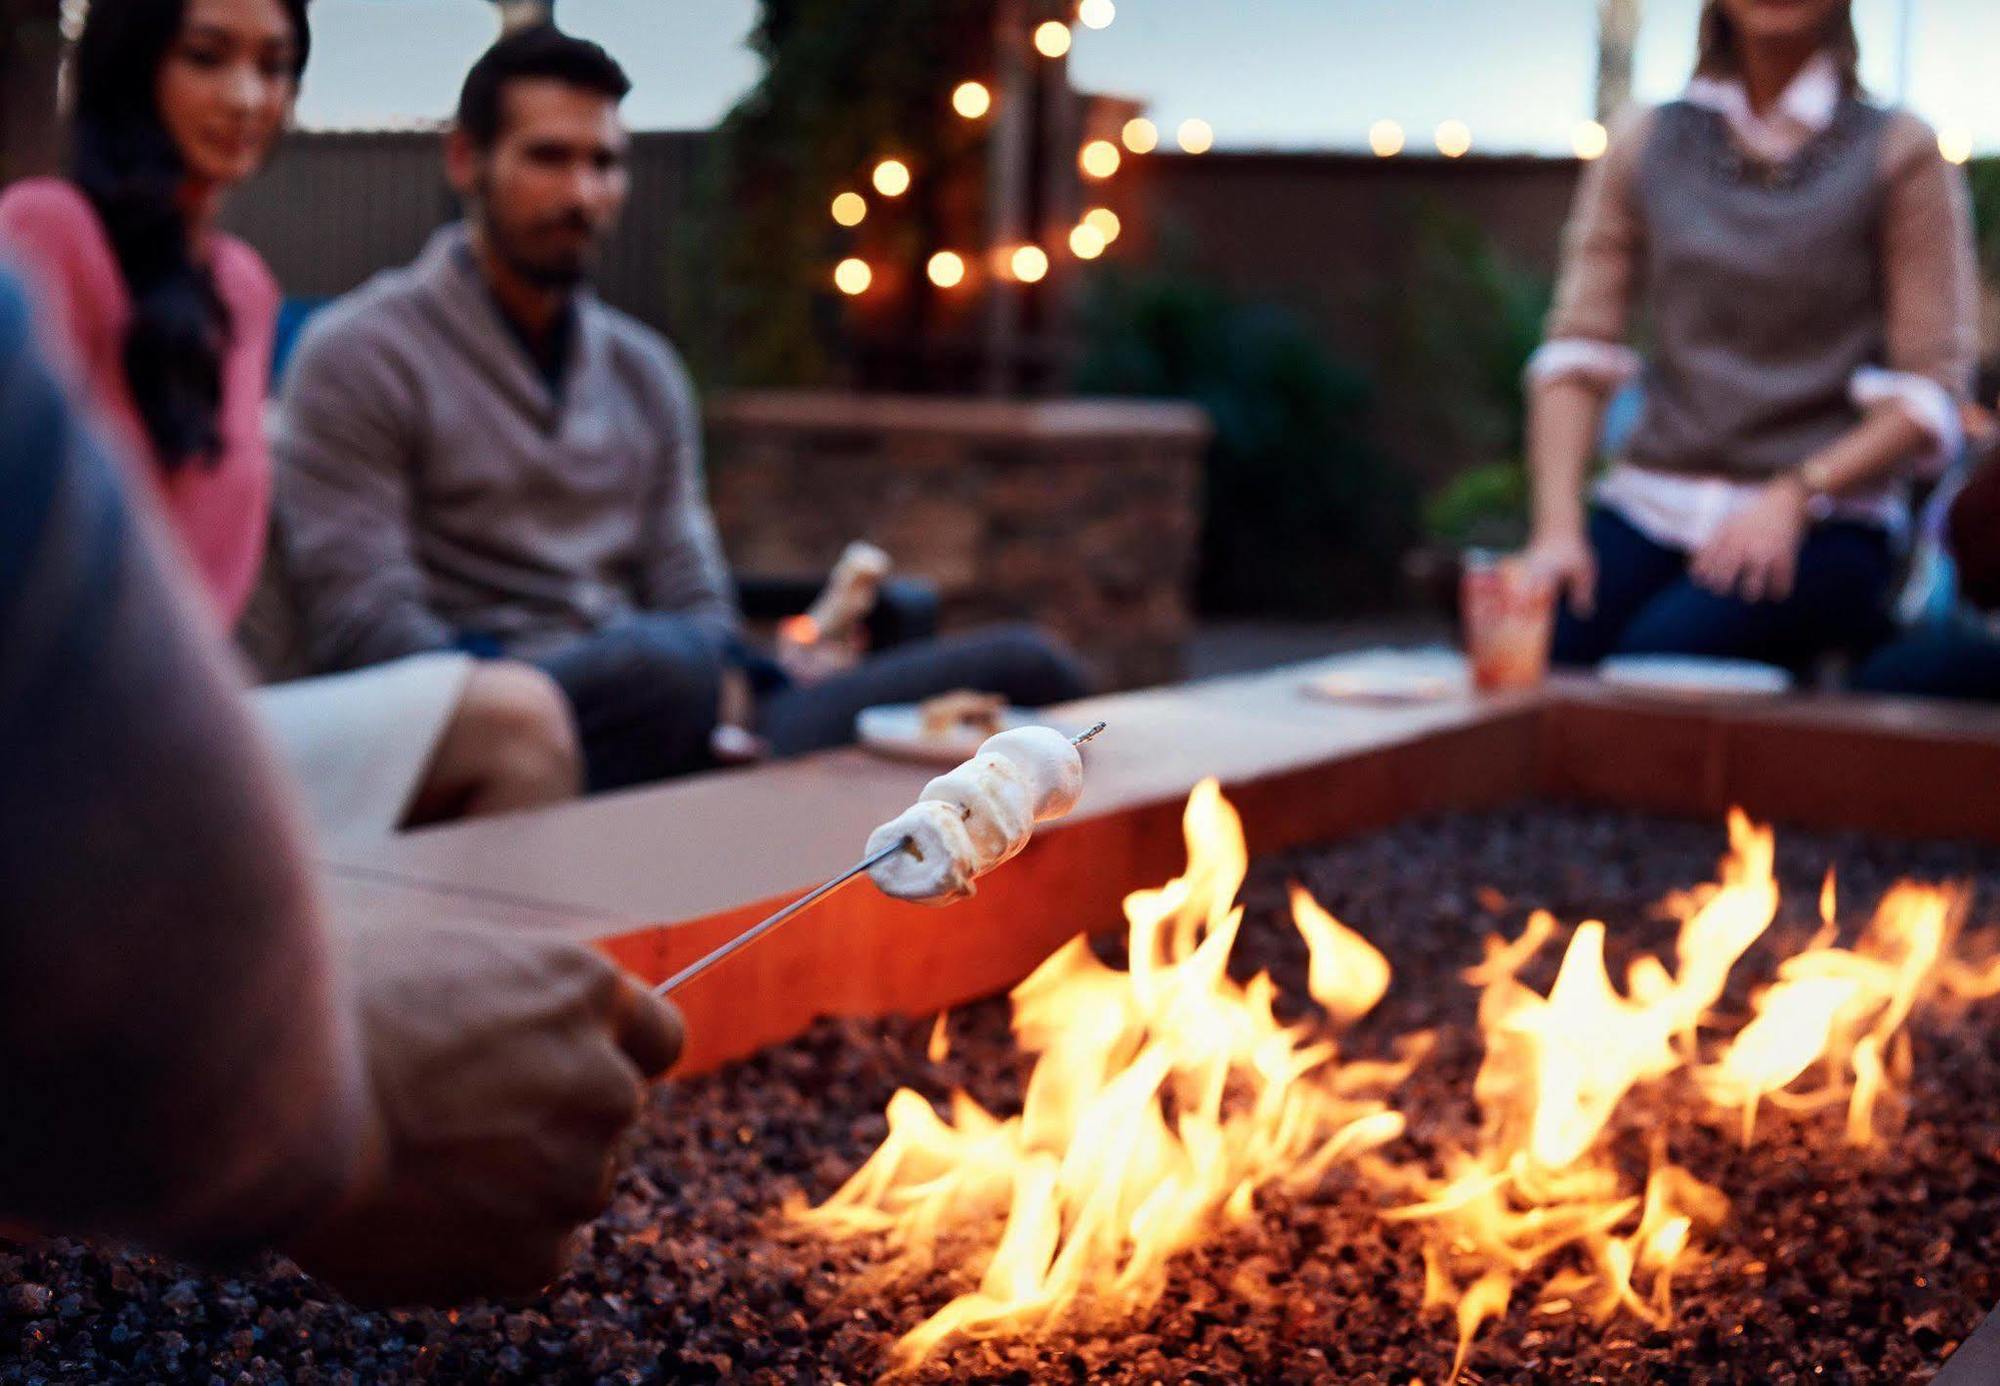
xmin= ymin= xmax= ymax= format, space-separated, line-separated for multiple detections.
xmin=1527 ymin=53 xmax=1960 ymax=553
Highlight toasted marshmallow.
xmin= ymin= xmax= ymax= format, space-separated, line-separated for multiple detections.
xmin=978 ymin=726 xmax=1084 ymax=821
xmin=866 ymin=801 xmax=980 ymax=905
xmin=867 ymin=726 xmax=1087 ymax=906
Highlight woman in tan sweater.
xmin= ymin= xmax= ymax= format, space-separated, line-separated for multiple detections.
xmin=1524 ymin=0 xmax=1978 ymax=672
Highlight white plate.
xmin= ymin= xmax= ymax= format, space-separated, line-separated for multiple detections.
xmin=1300 ymin=649 xmax=1472 ymax=705
xmin=856 ymin=703 xmax=1075 ymax=766
xmin=1598 ymin=655 xmax=1792 ymax=698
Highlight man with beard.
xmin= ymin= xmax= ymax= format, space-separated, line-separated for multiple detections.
xmin=274 ymin=27 xmax=1087 ymax=793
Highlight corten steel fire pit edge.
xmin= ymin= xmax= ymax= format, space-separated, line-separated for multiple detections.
xmin=316 ymin=671 xmax=2000 ymax=1081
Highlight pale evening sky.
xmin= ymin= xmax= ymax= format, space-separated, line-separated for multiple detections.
xmin=296 ymin=0 xmax=2000 ymax=155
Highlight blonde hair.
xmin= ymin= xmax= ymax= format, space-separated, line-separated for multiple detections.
xmin=1695 ymin=1 xmax=1860 ymax=95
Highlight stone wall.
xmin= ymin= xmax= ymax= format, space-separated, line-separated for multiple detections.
xmin=707 ymin=392 xmax=1210 ymax=691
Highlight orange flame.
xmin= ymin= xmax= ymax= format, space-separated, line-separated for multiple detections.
xmin=1392 ymin=812 xmax=1778 ymax=1377
xmin=796 ymin=778 xmax=1410 ymax=1362
xmin=802 ymin=792 xmax=1994 ymax=1379
xmin=1700 ymin=881 xmax=1955 ymax=1147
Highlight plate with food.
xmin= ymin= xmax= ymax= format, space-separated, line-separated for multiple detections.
xmin=856 ymin=690 xmax=1079 ymax=765
xmin=1597 ymin=655 xmax=1792 ymax=698
xmin=1300 ymin=648 xmax=1472 ymax=705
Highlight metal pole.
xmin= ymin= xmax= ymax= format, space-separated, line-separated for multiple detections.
xmin=1594 ymin=0 xmax=1642 ymax=122
xmin=1895 ymin=0 xmax=1915 ymax=106
xmin=495 ymin=0 xmax=554 ymax=34
xmin=981 ymin=0 xmax=1033 ymax=395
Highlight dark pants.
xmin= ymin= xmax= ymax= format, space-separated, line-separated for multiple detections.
xmin=533 ymin=616 xmax=1092 ymax=793
xmin=1852 ymin=616 xmax=2000 ymax=703
xmin=1553 ymin=506 xmax=1893 ymax=673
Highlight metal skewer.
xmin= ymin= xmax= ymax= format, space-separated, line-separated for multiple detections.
xmin=652 ymin=722 xmax=1107 ymax=997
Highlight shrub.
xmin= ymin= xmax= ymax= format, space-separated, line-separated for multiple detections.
xmin=1074 ymin=270 xmax=1417 ymax=617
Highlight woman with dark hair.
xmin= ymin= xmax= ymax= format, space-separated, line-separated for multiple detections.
xmin=0 ymin=0 xmax=581 ymax=837
xmin=1523 ymin=0 xmax=1978 ymax=673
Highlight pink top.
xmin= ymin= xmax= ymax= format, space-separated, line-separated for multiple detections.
xmin=0 ymin=178 xmax=280 ymax=628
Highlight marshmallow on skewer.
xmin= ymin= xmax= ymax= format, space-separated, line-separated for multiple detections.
xmin=867 ymin=726 xmax=1085 ymax=906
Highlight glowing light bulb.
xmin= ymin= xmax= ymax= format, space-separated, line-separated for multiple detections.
xmin=1436 ymin=120 xmax=1473 ymax=158
xmin=1069 ymin=224 xmax=1107 ymax=260
xmin=1011 ymin=245 xmax=1050 ymax=283
xmin=1369 ymin=119 xmax=1405 ymax=158
xmin=952 ymin=81 xmax=992 ymax=120
xmin=927 ymin=251 xmax=967 ymax=288
xmin=1573 ymin=120 xmax=1610 ymax=161
xmin=872 ymin=159 xmax=911 ymax=197
xmin=1078 ymin=0 xmax=1115 ymax=30
xmin=1122 ymin=117 xmax=1158 ymax=155
xmin=830 ymin=192 xmax=867 ymax=227
xmin=1177 ymin=118 xmax=1214 ymax=154
xmin=834 ymin=258 xmax=872 ymax=296
xmin=1939 ymin=127 xmax=1975 ymax=165
xmin=1082 ymin=206 xmax=1121 ymax=243
xmin=1079 ymin=139 xmax=1121 ymax=179
xmin=1033 ymin=21 xmax=1071 ymax=58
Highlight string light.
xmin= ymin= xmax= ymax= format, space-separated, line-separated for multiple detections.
xmin=1572 ymin=119 xmax=1610 ymax=161
xmin=830 ymin=192 xmax=867 ymax=227
xmin=872 ymin=158 xmax=912 ymax=197
xmin=927 ymin=251 xmax=968 ymax=288
xmin=1079 ymin=139 xmax=1122 ymax=179
xmin=834 ymin=258 xmax=873 ymax=295
xmin=1435 ymin=119 xmax=1472 ymax=158
xmin=951 ymin=81 xmax=992 ymax=120
xmin=1082 ymin=206 xmax=1122 ymax=243
xmin=1369 ymin=119 xmax=1405 ymax=158
xmin=1177 ymin=118 xmax=1214 ymax=155
xmin=1939 ymin=127 xmax=1974 ymax=165
xmin=826 ymin=5 xmax=1165 ymax=321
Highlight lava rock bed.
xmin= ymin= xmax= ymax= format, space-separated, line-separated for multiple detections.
xmin=8 ymin=805 xmax=2000 ymax=1385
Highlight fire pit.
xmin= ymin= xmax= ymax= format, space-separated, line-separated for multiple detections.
xmin=9 ymin=673 xmax=2000 ymax=1382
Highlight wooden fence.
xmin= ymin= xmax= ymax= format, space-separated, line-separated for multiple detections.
xmin=221 ymin=127 xmax=712 ymax=335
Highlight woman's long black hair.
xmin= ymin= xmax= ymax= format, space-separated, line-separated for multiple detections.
xmin=69 ymin=0 xmax=309 ymax=472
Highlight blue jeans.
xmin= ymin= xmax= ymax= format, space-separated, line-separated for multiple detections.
xmin=1553 ymin=506 xmax=1893 ymax=672
xmin=531 ymin=615 xmax=1092 ymax=793
xmin=1852 ymin=615 xmax=2000 ymax=703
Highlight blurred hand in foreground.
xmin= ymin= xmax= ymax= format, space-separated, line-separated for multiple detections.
xmin=287 ymin=922 xmax=682 ymax=1305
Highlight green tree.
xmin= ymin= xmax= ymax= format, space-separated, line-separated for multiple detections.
xmin=702 ymin=0 xmax=1016 ymax=388
xmin=1969 ymin=158 xmax=2000 ymax=286
xmin=1074 ymin=268 xmax=1416 ymax=617
xmin=0 ymin=0 xmax=63 ymax=185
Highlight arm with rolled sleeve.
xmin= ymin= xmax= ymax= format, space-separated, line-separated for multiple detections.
xmin=273 ymin=314 xmax=457 ymax=672
xmin=1855 ymin=112 xmax=1981 ymax=476
xmin=1524 ymin=109 xmax=1654 ymax=605
xmin=1533 ymin=107 xmax=1652 ymax=390
xmin=634 ymin=337 xmax=739 ymax=641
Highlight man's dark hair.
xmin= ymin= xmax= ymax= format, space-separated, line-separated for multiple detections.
xmin=456 ymin=26 xmax=632 ymax=147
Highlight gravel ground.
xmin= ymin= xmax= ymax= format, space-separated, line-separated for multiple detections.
xmin=6 ymin=804 xmax=2000 ymax=1384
